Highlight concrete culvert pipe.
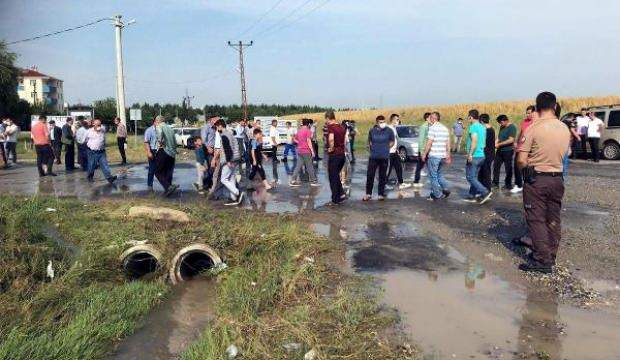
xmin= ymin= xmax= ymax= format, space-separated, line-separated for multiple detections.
xmin=120 ymin=245 xmax=162 ymax=280
xmin=170 ymin=244 xmax=222 ymax=284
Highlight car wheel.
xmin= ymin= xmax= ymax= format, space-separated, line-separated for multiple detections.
xmin=398 ymin=147 xmax=408 ymax=162
xmin=602 ymin=141 xmax=620 ymax=160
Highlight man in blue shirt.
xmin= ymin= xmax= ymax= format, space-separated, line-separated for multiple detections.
xmin=143 ymin=116 xmax=160 ymax=190
xmin=464 ymin=110 xmax=492 ymax=204
xmin=363 ymin=115 xmax=395 ymax=201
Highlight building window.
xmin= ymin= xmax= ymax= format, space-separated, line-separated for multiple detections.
xmin=19 ymin=79 xmax=23 ymax=85
xmin=30 ymin=80 xmax=36 ymax=86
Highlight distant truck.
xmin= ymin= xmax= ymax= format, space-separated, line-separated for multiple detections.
xmin=253 ymin=116 xmax=298 ymax=150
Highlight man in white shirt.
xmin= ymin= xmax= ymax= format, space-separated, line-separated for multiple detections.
xmin=3 ymin=118 xmax=19 ymax=164
xmin=269 ymin=119 xmax=280 ymax=163
xmin=575 ymin=108 xmax=590 ymax=159
xmin=587 ymin=112 xmax=604 ymax=162
xmin=422 ymin=112 xmax=452 ymax=201
xmin=386 ymin=114 xmax=410 ymax=190
xmin=282 ymin=121 xmax=297 ymax=162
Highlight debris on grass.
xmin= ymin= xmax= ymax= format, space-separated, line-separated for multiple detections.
xmin=225 ymin=344 xmax=239 ymax=358
xmin=304 ymin=348 xmax=317 ymax=360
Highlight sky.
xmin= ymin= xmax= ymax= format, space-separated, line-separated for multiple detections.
xmin=2 ymin=0 xmax=619 ymax=109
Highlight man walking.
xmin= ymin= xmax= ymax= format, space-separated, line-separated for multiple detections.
xmin=269 ymin=119 xmax=280 ymax=163
xmin=478 ymin=114 xmax=495 ymax=191
xmin=452 ymin=118 xmax=465 ymax=153
xmin=493 ymin=115 xmax=517 ymax=189
xmin=413 ymin=113 xmax=431 ymax=188
xmin=387 ymin=114 xmax=411 ymax=190
xmin=347 ymin=120 xmax=357 ymax=163
xmin=587 ymin=111 xmax=604 ymax=162
xmin=214 ymin=119 xmax=244 ymax=205
xmin=143 ymin=117 xmax=160 ymax=190
xmin=3 ymin=118 xmax=18 ymax=164
xmin=115 ymin=117 xmax=128 ymax=165
xmin=85 ymin=118 xmax=117 ymax=184
xmin=31 ymin=115 xmax=56 ymax=177
xmin=49 ymin=120 xmax=62 ymax=164
xmin=61 ymin=117 xmax=76 ymax=171
xmin=516 ymin=91 xmax=570 ymax=274
xmin=463 ymin=110 xmax=492 ymax=204
xmin=76 ymin=119 xmax=89 ymax=171
xmin=201 ymin=115 xmax=219 ymax=190
xmin=154 ymin=115 xmax=178 ymax=196
xmin=326 ymin=110 xmax=347 ymax=205
xmin=282 ymin=121 xmax=296 ymax=162
xmin=511 ymin=105 xmax=535 ymax=194
xmin=289 ymin=118 xmax=319 ymax=186
xmin=422 ymin=112 xmax=451 ymax=201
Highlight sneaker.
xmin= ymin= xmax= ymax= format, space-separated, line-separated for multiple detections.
xmin=518 ymin=261 xmax=552 ymax=274
xmin=510 ymin=186 xmax=523 ymax=194
xmin=107 ymin=175 xmax=118 ymax=184
xmin=385 ymin=185 xmax=395 ymax=190
xmin=377 ymin=195 xmax=385 ymax=201
xmin=479 ymin=191 xmax=493 ymax=204
xmin=289 ymin=181 xmax=301 ymax=187
xmin=236 ymin=191 xmax=245 ymax=205
xmin=442 ymin=190 xmax=451 ymax=198
xmin=362 ymin=194 xmax=371 ymax=201
xmin=413 ymin=182 xmax=424 ymax=188
xmin=224 ymin=198 xmax=238 ymax=206
xmin=310 ymin=182 xmax=321 ymax=187
xmin=420 ymin=171 xmax=427 ymax=176
xmin=463 ymin=196 xmax=478 ymax=203
xmin=399 ymin=183 xmax=412 ymax=190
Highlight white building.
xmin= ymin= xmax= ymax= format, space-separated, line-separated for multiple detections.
xmin=17 ymin=66 xmax=64 ymax=113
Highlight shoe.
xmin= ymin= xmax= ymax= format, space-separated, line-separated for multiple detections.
xmin=518 ymin=260 xmax=552 ymax=274
xmin=479 ymin=191 xmax=493 ymax=204
xmin=362 ymin=195 xmax=371 ymax=201
xmin=87 ymin=176 xmax=94 ymax=182
xmin=442 ymin=190 xmax=451 ymax=198
xmin=510 ymin=186 xmax=523 ymax=194
xmin=463 ymin=197 xmax=478 ymax=203
xmin=48 ymin=172 xmax=58 ymax=177
xmin=399 ymin=183 xmax=412 ymax=190
xmin=385 ymin=185 xmax=394 ymax=190
xmin=289 ymin=181 xmax=301 ymax=187
xmin=224 ymin=198 xmax=238 ymax=206
xmin=193 ymin=182 xmax=202 ymax=191
xmin=39 ymin=173 xmax=46 ymax=177
xmin=420 ymin=171 xmax=427 ymax=176
xmin=164 ymin=184 xmax=179 ymax=197
xmin=107 ymin=175 xmax=117 ymax=184
xmin=413 ymin=182 xmax=423 ymax=188
xmin=282 ymin=158 xmax=288 ymax=162
xmin=310 ymin=182 xmax=321 ymax=187
xmin=236 ymin=192 xmax=245 ymax=205
xmin=512 ymin=235 xmax=533 ymax=248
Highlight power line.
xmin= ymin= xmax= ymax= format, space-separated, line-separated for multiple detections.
xmin=258 ymin=0 xmax=332 ymax=39
xmin=236 ymin=0 xmax=286 ymax=38
xmin=252 ymin=0 xmax=316 ymax=38
xmin=7 ymin=18 xmax=110 ymax=45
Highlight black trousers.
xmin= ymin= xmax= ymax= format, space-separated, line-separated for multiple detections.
xmin=51 ymin=141 xmax=62 ymax=164
xmin=35 ymin=144 xmax=54 ymax=176
xmin=0 ymin=143 xmax=7 ymax=166
xmin=154 ymin=150 xmax=175 ymax=190
xmin=249 ymin=163 xmax=266 ymax=181
xmin=350 ymin=136 xmax=356 ymax=161
xmin=117 ymin=137 xmax=127 ymax=163
xmin=366 ymin=158 xmax=388 ymax=196
xmin=312 ymin=140 xmax=319 ymax=160
xmin=270 ymin=144 xmax=278 ymax=161
xmin=413 ymin=152 xmax=425 ymax=183
xmin=588 ymin=138 xmax=600 ymax=162
xmin=579 ymin=135 xmax=588 ymax=159
xmin=387 ymin=153 xmax=404 ymax=184
xmin=5 ymin=142 xmax=16 ymax=163
xmin=514 ymin=159 xmax=524 ymax=188
xmin=493 ymin=150 xmax=514 ymax=187
xmin=478 ymin=155 xmax=493 ymax=191
xmin=328 ymin=154 xmax=346 ymax=203
xmin=64 ymin=142 xmax=75 ymax=170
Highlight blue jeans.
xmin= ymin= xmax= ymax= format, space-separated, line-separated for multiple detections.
xmin=466 ymin=157 xmax=489 ymax=197
xmin=427 ymin=156 xmax=449 ymax=198
xmin=87 ymin=149 xmax=112 ymax=180
xmin=562 ymin=152 xmax=569 ymax=178
xmin=283 ymin=143 xmax=296 ymax=159
xmin=147 ymin=156 xmax=157 ymax=187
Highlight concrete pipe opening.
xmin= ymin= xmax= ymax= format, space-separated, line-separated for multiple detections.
xmin=170 ymin=244 xmax=222 ymax=284
xmin=120 ymin=245 xmax=162 ymax=280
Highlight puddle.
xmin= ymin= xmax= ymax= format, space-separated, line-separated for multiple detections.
xmin=110 ymin=278 xmax=215 ymax=360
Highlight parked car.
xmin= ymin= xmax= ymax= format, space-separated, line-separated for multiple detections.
xmin=173 ymin=127 xmax=201 ymax=148
xmin=394 ymin=125 xmax=419 ymax=162
xmin=563 ymin=105 xmax=620 ymax=160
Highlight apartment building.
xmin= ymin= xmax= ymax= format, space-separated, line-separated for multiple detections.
xmin=17 ymin=66 xmax=64 ymax=113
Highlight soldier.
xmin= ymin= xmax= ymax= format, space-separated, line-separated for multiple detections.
xmin=515 ymin=92 xmax=570 ymax=273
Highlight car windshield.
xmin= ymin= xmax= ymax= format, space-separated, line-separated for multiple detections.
xmin=396 ymin=126 xmax=417 ymax=138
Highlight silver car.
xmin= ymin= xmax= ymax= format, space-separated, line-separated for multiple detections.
xmin=395 ymin=125 xmax=420 ymax=162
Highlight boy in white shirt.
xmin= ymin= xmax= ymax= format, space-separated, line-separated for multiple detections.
xmin=587 ymin=112 xmax=604 ymax=162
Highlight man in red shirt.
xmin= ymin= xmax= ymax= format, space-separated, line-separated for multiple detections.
xmin=30 ymin=115 xmax=56 ymax=177
xmin=326 ymin=110 xmax=347 ymax=204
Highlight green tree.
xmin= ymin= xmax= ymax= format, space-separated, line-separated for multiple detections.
xmin=0 ymin=41 xmax=21 ymax=118
xmin=93 ymin=97 xmax=118 ymax=126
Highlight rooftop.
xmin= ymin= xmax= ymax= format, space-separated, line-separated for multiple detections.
xmin=18 ymin=67 xmax=61 ymax=81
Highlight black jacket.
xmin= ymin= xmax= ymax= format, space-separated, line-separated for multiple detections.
xmin=62 ymin=124 xmax=74 ymax=144
xmin=51 ymin=126 xmax=62 ymax=143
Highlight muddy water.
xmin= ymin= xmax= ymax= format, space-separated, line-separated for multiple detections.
xmin=110 ymin=279 xmax=215 ymax=360
xmin=314 ymin=220 xmax=620 ymax=360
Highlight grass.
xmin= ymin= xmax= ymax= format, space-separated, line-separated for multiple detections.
xmin=0 ymin=195 xmax=412 ymax=359
xmin=289 ymin=94 xmax=620 ymax=153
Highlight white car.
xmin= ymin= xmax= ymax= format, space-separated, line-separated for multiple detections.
xmin=173 ymin=127 xmax=201 ymax=148
xmin=395 ymin=125 xmax=420 ymax=162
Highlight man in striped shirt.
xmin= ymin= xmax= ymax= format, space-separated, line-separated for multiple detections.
xmin=421 ymin=112 xmax=452 ymax=201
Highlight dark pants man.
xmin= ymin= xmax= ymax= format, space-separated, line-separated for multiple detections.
xmin=493 ymin=150 xmax=514 ymax=188
xmin=514 ymin=158 xmax=523 ymax=188
xmin=64 ymin=143 xmax=75 ymax=170
xmin=523 ymin=175 xmax=564 ymax=265
xmin=270 ymin=144 xmax=278 ymax=162
xmin=588 ymin=137 xmax=600 ymax=162
xmin=328 ymin=153 xmax=346 ymax=203
xmin=52 ymin=140 xmax=62 ymax=164
xmin=413 ymin=152 xmax=425 ymax=183
xmin=154 ymin=149 xmax=175 ymax=190
xmin=0 ymin=142 xmax=7 ymax=167
xmin=312 ymin=140 xmax=320 ymax=161
xmin=579 ymin=134 xmax=588 ymax=159
xmin=478 ymin=154 xmax=494 ymax=190
xmin=78 ymin=143 xmax=88 ymax=171
xmin=350 ymin=136 xmax=356 ymax=162
xmin=387 ymin=153 xmax=404 ymax=184
xmin=366 ymin=158 xmax=388 ymax=196
xmin=35 ymin=144 xmax=54 ymax=176
xmin=147 ymin=156 xmax=156 ymax=187
xmin=117 ymin=137 xmax=127 ymax=164
xmin=5 ymin=142 xmax=16 ymax=163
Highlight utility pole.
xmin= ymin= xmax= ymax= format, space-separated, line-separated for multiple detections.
xmin=182 ymin=88 xmax=195 ymax=125
xmin=227 ymin=41 xmax=253 ymax=121
xmin=112 ymin=15 xmax=135 ymax=126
